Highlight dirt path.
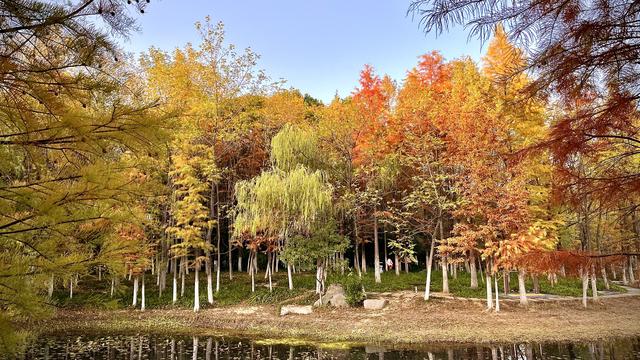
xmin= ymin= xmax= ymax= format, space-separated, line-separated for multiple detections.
xmin=42 ymin=293 xmax=640 ymax=346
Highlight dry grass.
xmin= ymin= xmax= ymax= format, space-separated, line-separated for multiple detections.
xmin=37 ymin=294 xmax=640 ymax=346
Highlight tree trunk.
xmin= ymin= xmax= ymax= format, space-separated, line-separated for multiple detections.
xmin=267 ymin=252 xmax=273 ymax=292
xmin=394 ymin=253 xmax=400 ymax=276
xmin=582 ymin=270 xmax=589 ymax=308
xmin=424 ymin=237 xmax=436 ymax=300
xmin=250 ymin=251 xmax=255 ymax=293
xmin=601 ymin=265 xmax=610 ymax=290
xmin=441 ymin=257 xmax=449 ymax=294
xmin=590 ymin=265 xmax=598 ymax=301
xmin=629 ymin=256 xmax=636 ymax=283
xmin=216 ymin=237 xmax=221 ymax=294
xmin=172 ymin=263 xmax=178 ymax=304
xmin=194 ymin=264 xmax=200 ymax=312
xmin=373 ymin=210 xmax=381 ymax=283
xmin=469 ymin=253 xmax=478 ymax=289
xmin=494 ymin=274 xmax=500 ymax=312
xmin=623 ymin=262 xmax=629 ymax=285
xmin=315 ymin=259 xmax=325 ymax=294
xmin=503 ymin=270 xmax=509 ymax=295
xmin=132 ymin=276 xmax=138 ymax=307
xmin=532 ymin=274 xmax=540 ymax=293
xmin=238 ymin=252 xmax=243 ymax=272
xmin=518 ymin=269 xmax=528 ymax=306
xmin=206 ymin=258 xmax=214 ymax=304
xmin=181 ymin=258 xmax=186 ymax=297
xmin=354 ymin=215 xmax=361 ymax=277
xmin=361 ymin=243 xmax=367 ymax=274
xmin=438 ymin=220 xmax=448 ymax=294
xmin=485 ymin=262 xmax=493 ymax=309
xmin=110 ymin=277 xmax=115 ymax=298
xmin=287 ymin=263 xmax=293 ymax=290
xmin=69 ymin=277 xmax=73 ymax=299
xmin=383 ymin=224 xmax=388 ymax=273
xmin=228 ymin=228 xmax=234 ymax=280
xmin=141 ymin=273 xmax=146 ymax=311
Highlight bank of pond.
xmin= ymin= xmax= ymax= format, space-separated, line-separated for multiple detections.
xmin=11 ymin=333 xmax=640 ymax=359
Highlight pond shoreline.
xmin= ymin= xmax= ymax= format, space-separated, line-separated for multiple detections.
xmin=31 ymin=294 xmax=640 ymax=348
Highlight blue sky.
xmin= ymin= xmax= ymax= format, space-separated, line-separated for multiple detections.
xmin=123 ymin=0 xmax=484 ymax=103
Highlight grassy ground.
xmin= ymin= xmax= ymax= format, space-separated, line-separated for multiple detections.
xmin=37 ymin=295 xmax=640 ymax=345
xmin=52 ymin=268 xmax=626 ymax=310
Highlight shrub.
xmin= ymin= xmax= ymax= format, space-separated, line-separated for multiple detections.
xmin=342 ymin=272 xmax=366 ymax=306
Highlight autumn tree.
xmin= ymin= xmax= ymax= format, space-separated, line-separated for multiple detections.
xmin=0 ymin=0 xmax=165 ymax=350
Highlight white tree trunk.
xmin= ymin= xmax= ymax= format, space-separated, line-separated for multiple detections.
xmin=181 ymin=260 xmax=186 ymax=297
xmin=267 ymin=253 xmax=273 ymax=292
xmin=216 ymin=256 xmax=221 ymax=293
xmin=207 ymin=260 xmax=214 ymax=305
xmin=394 ymin=253 xmax=400 ymax=276
xmin=590 ymin=266 xmax=598 ymax=301
xmin=494 ymin=274 xmax=500 ymax=312
xmin=69 ymin=277 xmax=73 ymax=299
xmin=582 ymin=270 xmax=589 ymax=308
xmin=424 ymin=239 xmax=435 ymax=300
xmin=518 ymin=269 xmax=528 ymax=306
xmin=132 ymin=276 xmax=138 ymax=306
xmin=194 ymin=265 xmax=200 ymax=312
xmin=110 ymin=277 xmax=115 ymax=298
xmin=141 ymin=273 xmax=146 ymax=311
xmin=373 ymin=212 xmax=381 ymax=283
xmin=486 ymin=272 xmax=493 ymax=310
xmin=629 ymin=257 xmax=636 ymax=283
xmin=250 ymin=252 xmax=255 ymax=293
xmin=287 ymin=263 xmax=293 ymax=290
xmin=172 ymin=266 xmax=178 ymax=304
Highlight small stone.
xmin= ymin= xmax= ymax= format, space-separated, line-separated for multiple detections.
xmin=363 ymin=299 xmax=387 ymax=310
xmin=280 ymin=305 xmax=313 ymax=316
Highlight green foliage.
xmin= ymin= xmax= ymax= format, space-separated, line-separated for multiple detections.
xmin=280 ymin=222 xmax=348 ymax=270
xmin=341 ymin=273 xmax=366 ymax=306
xmin=270 ymin=124 xmax=324 ymax=172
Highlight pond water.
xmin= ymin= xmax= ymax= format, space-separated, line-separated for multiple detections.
xmin=10 ymin=333 xmax=640 ymax=359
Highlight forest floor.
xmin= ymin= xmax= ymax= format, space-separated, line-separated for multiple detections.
xmin=37 ymin=290 xmax=640 ymax=346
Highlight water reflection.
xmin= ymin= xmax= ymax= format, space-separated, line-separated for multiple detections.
xmin=11 ymin=333 xmax=640 ymax=359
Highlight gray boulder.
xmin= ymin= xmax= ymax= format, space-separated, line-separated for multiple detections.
xmin=329 ymin=293 xmax=348 ymax=308
xmin=363 ymin=299 xmax=387 ymax=310
xmin=314 ymin=284 xmax=348 ymax=307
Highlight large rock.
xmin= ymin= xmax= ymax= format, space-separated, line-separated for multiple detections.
xmin=280 ymin=305 xmax=313 ymax=316
xmin=329 ymin=293 xmax=348 ymax=308
xmin=314 ymin=284 xmax=348 ymax=307
xmin=363 ymin=299 xmax=387 ymax=310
